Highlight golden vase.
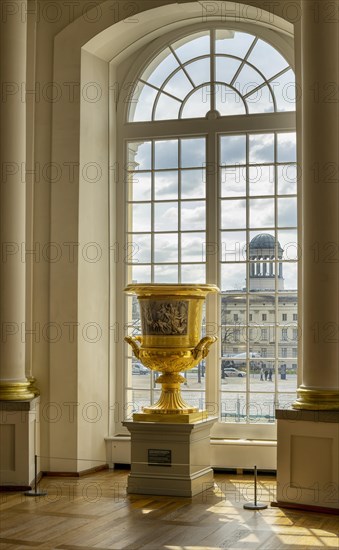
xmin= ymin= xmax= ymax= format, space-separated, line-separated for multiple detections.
xmin=125 ymin=283 xmax=219 ymax=422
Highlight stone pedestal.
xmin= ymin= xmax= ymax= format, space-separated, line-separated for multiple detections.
xmin=275 ymin=409 xmax=339 ymax=511
xmin=0 ymin=398 xmax=40 ymax=489
xmin=123 ymin=417 xmax=217 ymax=497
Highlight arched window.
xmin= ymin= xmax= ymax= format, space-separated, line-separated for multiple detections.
xmin=129 ymin=29 xmax=295 ymax=121
xmin=117 ymin=25 xmax=297 ymax=437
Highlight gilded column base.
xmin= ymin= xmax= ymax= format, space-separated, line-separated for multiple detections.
xmin=293 ymin=386 xmax=339 ymax=410
xmin=0 ymin=379 xmax=40 ymax=401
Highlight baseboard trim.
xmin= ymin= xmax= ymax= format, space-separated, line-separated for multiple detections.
xmin=271 ymin=500 xmax=339 ymax=515
xmin=0 ymin=484 xmax=31 ymax=492
xmin=0 ymin=465 xmax=108 ymax=491
xmin=42 ymin=463 xmax=109 ymax=478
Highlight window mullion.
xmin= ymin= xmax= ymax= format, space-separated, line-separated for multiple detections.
xmin=122 ymin=113 xmax=296 ymax=141
xmin=210 ymin=29 xmax=216 ymax=112
xmin=205 ymin=129 xmax=219 ymax=409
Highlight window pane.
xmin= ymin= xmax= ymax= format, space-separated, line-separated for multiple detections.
xmin=130 ymin=390 xmax=152 ymax=415
xmin=216 ymin=85 xmax=246 ymax=116
xmin=220 ymin=392 xmax=247 ymax=423
xmin=246 ymin=85 xmax=274 ymax=114
xmin=280 ymin=263 xmax=298 ymax=291
xmin=233 ymin=63 xmax=265 ymax=96
xmin=277 ymin=365 xmax=297 ymax=392
xmin=221 ymin=166 xmax=246 ymax=197
xmin=154 ymin=202 xmax=178 ymax=231
xmin=279 ymin=322 xmax=299 ymax=343
xmin=131 ymin=264 xmax=151 ymax=283
xmin=181 ymin=232 xmax=206 ymax=262
xmin=215 ymin=30 xmax=255 ymax=58
xmin=247 ymin=39 xmax=289 ymax=79
xmin=181 ymin=169 xmax=205 ymax=199
xmin=278 ymin=197 xmax=297 ymax=227
xmin=221 ymin=199 xmax=246 ymax=229
xmin=250 ymin=294 xmax=275 ymax=313
xmin=154 ymin=93 xmax=181 ymax=120
xmin=249 ymin=198 xmax=275 ymax=228
xmin=277 ymin=393 xmax=297 ymax=409
xmin=128 ymin=234 xmax=151 ymax=263
xmin=277 ymin=164 xmax=298 ymax=195
xmin=163 ymin=69 xmax=193 ymax=99
xmin=128 ymin=141 xmax=151 ymax=171
xmin=173 ymin=32 xmax=210 ymax=63
xmin=278 ymin=230 xmax=299 ymax=261
xmin=249 ymin=134 xmax=274 ymax=163
xmin=221 ymin=263 xmax=246 ymax=291
xmin=130 ymin=83 xmax=157 ymax=122
xmin=221 ymin=231 xmax=247 ymax=262
xmin=181 ymin=138 xmax=206 ymax=168
xmin=142 ymin=48 xmax=179 ymax=87
xmin=131 ymin=203 xmax=151 ymax=232
xmin=249 ymin=165 xmax=275 ymax=196
xmin=154 ymin=233 xmax=178 ymax=263
xmin=131 ymin=358 xmax=151 ymax=389
xmin=215 ymin=56 xmax=241 ymax=84
xmin=181 ymin=201 xmax=206 ymax=231
xmin=181 ymin=264 xmax=206 ymax=283
xmin=248 ymin=393 xmax=276 ymax=423
xmin=127 ymin=296 xmax=140 ymax=325
xmin=181 ymin=85 xmax=211 ymax=118
xmin=220 ymin=135 xmax=246 ymax=165
xmin=277 ymin=133 xmax=297 ymax=162
xmin=272 ymin=69 xmax=296 ymax=112
xmin=155 ymin=140 xmax=178 ymax=169
xmin=129 ymin=172 xmax=151 ymax=201
xmin=249 ymin=262 xmax=276 ymax=289
xmin=154 ymin=264 xmax=178 ymax=283
xmin=185 ymin=58 xmax=211 ymax=86
xmin=154 ymin=171 xmax=178 ymax=200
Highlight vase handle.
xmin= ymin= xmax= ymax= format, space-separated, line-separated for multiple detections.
xmin=193 ymin=336 xmax=217 ymax=361
xmin=124 ymin=335 xmax=142 ymax=359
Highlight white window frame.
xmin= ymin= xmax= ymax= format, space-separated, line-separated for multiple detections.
xmin=114 ymin=21 xmax=296 ymax=439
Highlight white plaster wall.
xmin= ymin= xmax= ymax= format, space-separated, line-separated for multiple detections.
xmin=77 ymin=50 xmax=110 ymax=470
xmin=28 ymin=0 xmax=297 ymax=472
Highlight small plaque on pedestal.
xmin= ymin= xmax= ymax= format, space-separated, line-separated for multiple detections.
xmin=148 ymin=449 xmax=171 ymax=466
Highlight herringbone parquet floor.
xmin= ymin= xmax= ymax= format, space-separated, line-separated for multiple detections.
xmin=0 ymin=469 xmax=338 ymax=549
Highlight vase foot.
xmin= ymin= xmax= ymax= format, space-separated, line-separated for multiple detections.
xmin=132 ymin=410 xmax=208 ymax=423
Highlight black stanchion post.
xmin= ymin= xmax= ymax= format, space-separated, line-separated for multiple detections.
xmin=24 ymin=455 xmax=47 ymax=497
xmin=243 ymin=465 xmax=268 ymax=510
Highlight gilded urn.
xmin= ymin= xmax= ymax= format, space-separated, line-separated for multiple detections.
xmin=125 ymin=283 xmax=219 ymax=422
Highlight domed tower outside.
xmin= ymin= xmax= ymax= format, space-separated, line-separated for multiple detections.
xmin=249 ymin=233 xmax=284 ymax=291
